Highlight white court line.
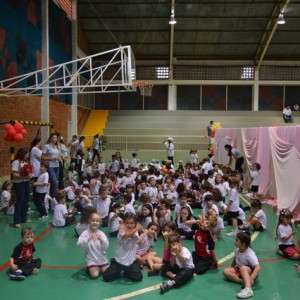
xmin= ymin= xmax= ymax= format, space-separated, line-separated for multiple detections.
xmin=104 ymin=194 xmax=257 ymax=300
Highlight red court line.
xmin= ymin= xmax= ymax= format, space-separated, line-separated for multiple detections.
xmin=0 ymin=225 xmax=53 ymax=272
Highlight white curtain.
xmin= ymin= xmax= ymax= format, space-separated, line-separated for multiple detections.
xmin=269 ymin=126 xmax=300 ymax=211
xmin=241 ymin=127 xmax=271 ymax=195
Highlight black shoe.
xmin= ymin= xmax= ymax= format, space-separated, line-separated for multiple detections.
xmin=148 ymin=270 xmax=159 ymax=277
xmin=160 ymin=282 xmax=172 ymax=294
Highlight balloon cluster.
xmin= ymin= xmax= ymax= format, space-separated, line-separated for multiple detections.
xmin=3 ymin=122 xmax=27 ymax=143
xmin=210 ymin=122 xmax=222 ymax=155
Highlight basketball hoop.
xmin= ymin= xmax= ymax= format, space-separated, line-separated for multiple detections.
xmin=132 ymin=81 xmax=154 ymax=97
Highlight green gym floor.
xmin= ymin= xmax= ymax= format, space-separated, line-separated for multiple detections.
xmin=0 ymin=195 xmax=299 ymax=300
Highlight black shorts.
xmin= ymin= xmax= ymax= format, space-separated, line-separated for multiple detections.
xmin=227 ymin=211 xmax=239 ymax=219
xmin=251 ymin=185 xmax=258 ymax=192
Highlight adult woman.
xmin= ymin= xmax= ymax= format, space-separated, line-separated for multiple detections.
xmin=92 ymin=134 xmax=101 ymax=162
xmin=30 ymin=137 xmax=42 ymax=200
xmin=42 ymin=133 xmax=62 ymax=197
xmin=224 ymin=144 xmax=244 ymax=173
xmin=11 ymin=147 xmax=32 ymax=228
xmin=30 ymin=137 xmax=42 ymax=180
xmin=163 ymin=137 xmax=174 ymax=165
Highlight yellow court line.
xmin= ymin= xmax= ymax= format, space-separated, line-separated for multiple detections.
xmin=239 ymin=193 xmax=251 ymax=207
xmin=104 ymin=231 xmax=260 ymax=300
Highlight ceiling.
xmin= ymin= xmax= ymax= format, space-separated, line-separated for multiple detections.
xmin=77 ymin=0 xmax=300 ymax=66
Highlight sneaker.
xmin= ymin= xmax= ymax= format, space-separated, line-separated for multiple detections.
xmin=25 ymin=219 xmax=32 ymax=223
xmin=148 ymin=270 xmax=159 ymax=277
xmin=237 ymin=288 xmax=254 ymax=299
xmin=38 ymin=215 xmax=48 ymax=220
xmin=31 ymin=268 xmax=39 ymax=275
xmin=14 ymin=224 xmax=21 ymax=228
xmin=10 ymin=272 xmax=26 ymax=280
xmin=239 ymin=224 xmax=249 ymax=230
xmin=226 ymin=231 xmax=238 ymax=237
xmin=160 ymin=281 xmax=172 ymax=294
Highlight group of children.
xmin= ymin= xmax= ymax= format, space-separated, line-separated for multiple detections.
xmin=3 ymin=152 xmax=300 ymax=299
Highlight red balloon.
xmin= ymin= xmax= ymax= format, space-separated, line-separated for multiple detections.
xmin=14 ymin=122 xmax=23 ymax=133
xmin=4 ymin=134 xmax=13 ymax=142
xmin=8 ymin=128 xmax=16 ymax=137
xmin=14 ymin=133 xmax=24 ymax=143
xmin=21 ymin=128 xmax=27 ymax=136
xmin=4 ymin=123 xmax=14 ymax=132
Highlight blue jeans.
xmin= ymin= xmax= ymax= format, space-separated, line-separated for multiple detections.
xmin=48 ymin=167 xmax=59 ymax=197
xmin=14 ymin=181 xmax=30 ymax=225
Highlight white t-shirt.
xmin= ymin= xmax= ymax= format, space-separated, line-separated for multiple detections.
xmin=1 ymin=190 xmax=11 ymax=208
xmin=175 ymin=247 xmax=194 ymax=269
xmin=30 ymin=146 xmax=42 ymax=177
xmin=164 ymin=141 xmax=174 ymax=157
xmin=277 ymin=224 xmax=295 ymax=245
xmin=254 ymin=209 xmax=267 ymax=229
xmin=234 ymin=247 xmax=259 ymax=269
xmin=174 ymin=203 xmax=193 ymax=215
xmin=95 ymin=197 xmax=111 ymax=218
xmin=228 ymin=188 xmax=240 ymax=212
xmin=77 ymin=229 xmax=109 ymax=266
xmin=75 ymin=222 xmax=89 ymax=236
xmin=36 ymin=172 xmax=49 ymax=194
xmin=115 ymin=229 xmax=139 ymax=266
xmin=11 ymin=160 xmax=30 ymax=183
xmin=53 ymin=203 xmax=68 ymax=227
xmin=98 ymin=162 xmax=106 ymax=175
xmin=136 ymin=234 xmax=154 ymax=255
xmin=202 ymin=162 xmax=213 ymax=174
xmin=202 ymin=203 xmax=219 ymax=216
xmin=212 ymin=217 xmax=225 ymax=236
xmin=250 ymin=170 xmax=260 ymax=186
xmin=124 ymin=203 xmax=136 ymax=215
xmin=108 ymin=212 xmax=122 ymax=233
xmin=238 ymin=207 xmax=246 ymax=222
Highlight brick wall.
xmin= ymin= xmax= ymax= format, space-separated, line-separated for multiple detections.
xmin=0 ymin=96 xmax=72 ymax=182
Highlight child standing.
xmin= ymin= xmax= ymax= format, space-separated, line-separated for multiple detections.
xmin=103 ymin=213 xmax=143 ymax=282
xmin=33 ymin=162 xmax=49 ymax=220
xmin=240 ymin=200 xmax=267 ymax=231
xmin=223 ymin=232 xmax=260 ymax=299
xmin=249 ymin=163 xmax=261 ymax=199
xmin=226 ymin=177 xmax=240 ymax=237
xmin=9 ymin=227 xmax=42 ymax=280
xmin=0 ymin=180 xmax=12 ymax=213
xmin=159 ymin=233 xmax=194 ymax=294
xmin=77 ymin=213 xmax=109 ymax=279
xmin=276 ymin=209 xmax=300 ymax=259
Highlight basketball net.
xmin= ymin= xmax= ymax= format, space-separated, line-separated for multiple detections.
xmin=132 ymin=81 xmax=154 ymax=96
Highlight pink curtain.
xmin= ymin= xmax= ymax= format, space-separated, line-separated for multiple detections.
xmin=214 ymin=128 xmax=242 ymax=166
xmin=269 ymin=126 xmax=300 ymax=211
xmin=241 ymin=128 xmax=271 ymax=195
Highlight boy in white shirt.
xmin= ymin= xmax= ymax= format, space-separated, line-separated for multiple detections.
xmin=160 ymin=233 xmax=194 ymax=294
xmin=52 ymin=191 xmax=75 ymax=227
xmin=123 ymin=194 xmax=136 ymax=215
